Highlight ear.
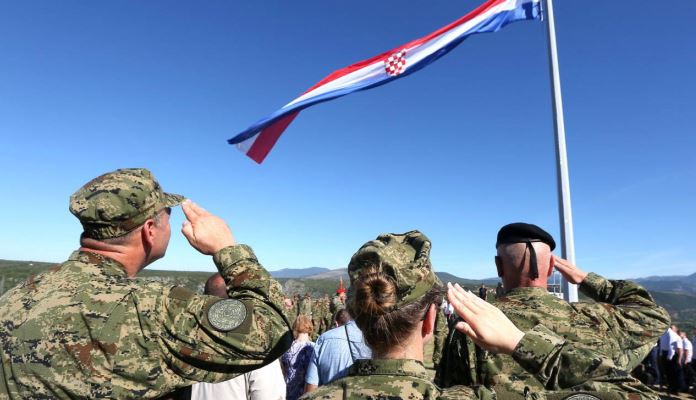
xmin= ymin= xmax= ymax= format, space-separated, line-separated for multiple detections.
xmin=547 ymin=255 xmax=555 ymax=278
xmin=421 ymin=304 xmax=437 ymax=338
xmin=495 ymin=256 xmax=504 ymax=278
xmin=141 ymin=219 xmax=157 ymax=249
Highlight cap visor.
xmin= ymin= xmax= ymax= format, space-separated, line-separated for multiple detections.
xmin=162 ymin=193 xmax=185 ymax=208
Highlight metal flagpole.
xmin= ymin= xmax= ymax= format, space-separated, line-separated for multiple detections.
xmin=543 ymin=0 xmax=578 ymax=302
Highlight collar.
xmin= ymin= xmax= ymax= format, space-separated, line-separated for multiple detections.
xmin=503 ymin=286 xmax=550 ymax=298
xmin=67 ymin=250 xmax=129 ymax=278
xmin=349 ymin=359 xmax=430 ymax=380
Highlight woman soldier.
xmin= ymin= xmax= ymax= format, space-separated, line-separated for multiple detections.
xmin=300 ymin=231 xmax=525 ymax=400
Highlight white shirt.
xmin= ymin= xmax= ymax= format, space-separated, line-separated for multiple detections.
xmin=191 ymin=359 xmax=286 ymax=400
xmin=659 ymin=329 xmax=683 ymax=360
xmin=683 ymin=337 xmax=693 ymax=363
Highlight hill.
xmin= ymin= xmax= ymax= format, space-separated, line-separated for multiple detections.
xmin=635 ymin=273 xmax=696 ymax=295
xmin=269 ymin=267 xmax=331 ymax=279
xmin=435 ymin=272 xmax=499 ymax=287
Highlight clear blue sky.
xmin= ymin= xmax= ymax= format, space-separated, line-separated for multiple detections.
xmin=1 ymin=0 xmax=694 ymax=279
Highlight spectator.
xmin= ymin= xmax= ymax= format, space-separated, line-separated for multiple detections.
xmin=281 ymin=315 xmax=315 ymax=400
xmin=682 ymin=331 xmax=693 ymax=391
xmin=648 ymin=342 xmax=661 ymax=387
xmin=191 ymin=273 xmax=287 ymax=400
xmin=478 ymin=283 xmax=488 ymax=300
xmin=659 ymin=325 xmax=684 ymax=393
xmin=303 ymin=309 xmax=372 ymax=393
xmin=495 ymin=282 xmax=505 ymax=299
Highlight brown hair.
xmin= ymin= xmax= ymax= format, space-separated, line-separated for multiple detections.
xmin=348 ymin=266 xmax=443 ymax=356
xmin=292 ymin=315 xmax=314 ymax=339
xmin=334 ymin=309 xmax=351 ymax=326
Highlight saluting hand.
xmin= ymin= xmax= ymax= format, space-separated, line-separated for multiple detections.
xmin=446 ymin=283 xmax=524 ymax=355
xmin=553 ymin=256 xmax=588 ymax=284
xmin=181 ymin=200 xmax=236 ymax=255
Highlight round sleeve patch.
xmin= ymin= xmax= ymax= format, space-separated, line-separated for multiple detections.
xmin=563 ymin=395 xmax=601 ymax=400
xmin=207 ymin=299 xmax=247 ymax=332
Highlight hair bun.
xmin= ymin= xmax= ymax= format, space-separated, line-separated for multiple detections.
xmin=351 ymin=270 xmax=397 ymax=318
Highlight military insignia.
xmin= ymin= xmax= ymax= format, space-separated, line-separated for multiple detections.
xmin=207 ymin=299 xmax=247 ymax=332
xmin=563 ymin=394 xmax=600 ymax=400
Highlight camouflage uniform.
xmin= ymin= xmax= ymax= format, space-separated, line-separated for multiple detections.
xmin=294 ymin=294 xmax=302 ymax=320
xmin=299 ymin=295 xmax=313 ymax=317
xmin=301 ymin=359 xmax=495 ymax=400
xmin=311 ymin=299 xmax=324 ymax=340
xmin=0 ymin=168 xmax=292 ymax=399
xmin=284 ymin=301 xmax=298 ymax=326
xmin=330 ymin=295 xmax=344 ymax=316
xmin=432 ymin=306 xmax=448 ymax=368
xmin=321 ymin=297 xmax=333 ymax=332
xmin=438 ymin=273 xmax=670 ymax=400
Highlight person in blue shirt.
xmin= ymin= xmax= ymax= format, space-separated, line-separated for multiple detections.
xmin=303 ymin=309 xmax=372 ymax=394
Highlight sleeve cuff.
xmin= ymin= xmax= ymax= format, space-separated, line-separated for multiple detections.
xmin=578 ymin=272 xmax=606 ymax=299
xmin=213 ymin=244 xmax=258 ymax=268
xmin=512 ymin=324 xmax=565 ymax=374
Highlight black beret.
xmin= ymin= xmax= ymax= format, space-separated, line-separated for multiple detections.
xmin=496 ymin=222 xmax=556 ymax=251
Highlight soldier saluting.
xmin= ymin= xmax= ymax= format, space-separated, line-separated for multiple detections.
xmin=0 ymin=168 xmax=292 ymax=399
xmin=438 ymin=222 xmax=670 ymax=399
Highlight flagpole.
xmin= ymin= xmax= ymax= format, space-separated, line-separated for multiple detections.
xmin=543 ymin=0 xmax=578 ymax=302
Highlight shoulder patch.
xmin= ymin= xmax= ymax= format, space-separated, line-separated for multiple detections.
xmin=563 ymin=395 xmax=601 ymax=400
xmin=207 ymin=299 xmax=247 ymax=332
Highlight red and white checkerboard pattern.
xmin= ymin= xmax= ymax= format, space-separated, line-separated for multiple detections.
xmin=384 ymin=50 xmax=407 ymax=77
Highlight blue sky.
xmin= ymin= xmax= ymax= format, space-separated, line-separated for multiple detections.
xmin=1 ymin=0 xmax=694 ymax=279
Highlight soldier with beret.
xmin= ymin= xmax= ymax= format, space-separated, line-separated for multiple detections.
xmin=437 ymin=222 xmax=670 ymax=399
xmin=0 ymin=168 xmax=292 ymax=399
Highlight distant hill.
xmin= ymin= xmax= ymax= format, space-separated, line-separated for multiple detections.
xmin=304 ymin=269 xmax=348 ymax=280
xmin=435 ymin=272 xmax=499 ymax=287
xmin=651 ymin=291 xmax=696 ymax=319
xmin=269 ymin=267 xmax=331 ymax=279
xmin=271 ymin=268 xmax=501 ymax=285
xmin=635 ymin=273 xmax=696 ymax=295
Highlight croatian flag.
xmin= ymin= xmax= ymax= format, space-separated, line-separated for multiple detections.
xmin=229 ymin=0 xmax=541 ymax=163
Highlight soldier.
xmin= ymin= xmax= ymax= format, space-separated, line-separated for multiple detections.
xmin=0 ymin=168 xmax=292 ymax=399
xmin=330 ymin=279 xmax=347 ymax=317
xmin=294 ymin=294 xmax=302 ymax=319
xmin=321 ymin=295 xmax=332 ymax=333
xmin=299 ymin=293 xmax=313 ymax=317
xmin=438 ymin=222 xmax=670 ymax=399
xmin=301 ymin=231 xmax=493 ymax=399
xmin=311 ymin=297 xmax=324 ymax=340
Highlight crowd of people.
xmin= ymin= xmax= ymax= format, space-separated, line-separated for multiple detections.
xmin=0 ymin=168 xmax=682 ymax=400
xmin=635 ymin=325 xmax=695 ymax=395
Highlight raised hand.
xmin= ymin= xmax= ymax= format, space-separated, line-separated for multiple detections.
xmin=180 ymin=200 xmax=235 ymax=255
xmin=447 ymin=282 xmax=524 ymax=354
xmin=553 ymin=256 xmax=588 ymax=285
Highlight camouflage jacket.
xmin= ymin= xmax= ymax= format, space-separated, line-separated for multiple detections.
xmin=300 ymin=358 xmax=496 ymax=400
xmin=437 ymin=273 xmax=669 ymax=399
xmin=330 ymin=296 xmax=344 ymax=315
xmin=300 ymin=298 xmax=313 ymax=317
xmin=432 ymin=309 xmax=448 ymax=367
xmin=0 ymin=245 xmax=292 ymax=399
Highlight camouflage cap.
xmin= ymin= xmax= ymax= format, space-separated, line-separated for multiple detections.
xmin=347 ymin=230 xmax=441 ymax=310
xmin=69 ymin=168 xmax=184 ymax=239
